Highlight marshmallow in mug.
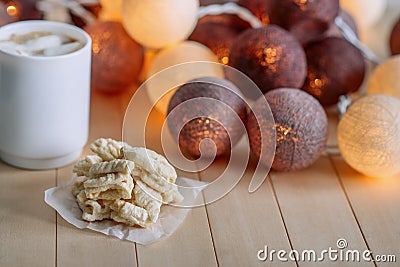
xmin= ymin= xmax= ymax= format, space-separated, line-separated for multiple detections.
xmin=0 ymin=31 xmax=83 ymax=57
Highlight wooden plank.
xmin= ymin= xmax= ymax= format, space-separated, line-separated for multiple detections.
xmin=271 ymin=156 xmax=374 ymax=266
xmin=202 ymin=176 xmax=296 ymax=267
xmin=56 ymin=91 xmax=137 ymax=267
xmin=136 ymin=169 xmax=218 ymax=267
xmin=136 ymin=208 xmax=218 ymax=267
xmin=197 ymin=140 xmax=295 ymax=267
xmin=329 ymin=0 xmax=400 ymax=262
xmin=122 ymin=91 xmax=218 ymax=267
xmin=331 ymin=156 xmax=400 ymax=266
xmin=56 ymin=165 xmax=136 ymax=267
xmin=0 ymin=162 xmax=56 ymax=267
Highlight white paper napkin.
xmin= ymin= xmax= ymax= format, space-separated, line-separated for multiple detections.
xmin=45 ymin=176 xmax=207 ymax=245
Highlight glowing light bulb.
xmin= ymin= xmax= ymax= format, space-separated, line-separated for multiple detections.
xmin=122 ymin=0 xmax=199 ymax=49
xmin=146 ymin=41 xmax=222 ymax=114
xmin=6 ymin=5 xmax=17 ymax=17
xmin=0 ymin=0 xmax=20 ymax=26
xmin=367 ymin=55 xmax=400 ymax=99
xmin=338 ymin=94 xmax=400 ymax=179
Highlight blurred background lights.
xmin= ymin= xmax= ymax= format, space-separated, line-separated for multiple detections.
xmin=6 ymin=3 xmax=18 ymax=16
xmin=0 ymin=0 xmax=21 ymax=26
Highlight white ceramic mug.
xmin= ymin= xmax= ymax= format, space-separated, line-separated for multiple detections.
xmin=0 ymin=20 xmax=92 ymax=169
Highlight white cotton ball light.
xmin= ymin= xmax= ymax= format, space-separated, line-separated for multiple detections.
xmin=99 ymin=0 xmax=122 ymax=21
xmin=121 ymin=0 xmax=199 ymax=49
xmin=338 ymin=94 xmax=400 ymax=179
xmin=146 ymin=41 xmax=222 ymax=114
xmin=340 ymin=0 xmax=386 ymax=28
xmin=367 ymin=55 xmax=400 ymax=99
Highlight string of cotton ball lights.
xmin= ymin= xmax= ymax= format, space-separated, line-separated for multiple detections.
xmin=120 ymin=0 xmax=399 ymax=179
xmin=334 ymin=16 xmax=383 ymax=64
xmin=9 ymin=0 xmax=399 ymax=181
xmin=334 ymin=18 xmax=400 ymax=179
xmin=197 ymin=2 xmax=262 ymax=28
xmin=179 ymin=1 xmax=400 ymax=180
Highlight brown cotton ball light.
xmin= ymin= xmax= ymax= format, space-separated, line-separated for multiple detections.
xmin=167 ymin=77 xmax=247 ymax=158
xmin=198 ymin=14 xmax=251 ymax=31
xmin=390 ymin=17 xmax=400 ymax=55
xmin=302 ymin=37 xmax=365 ymax=106
xmin=288 ymin=18 xmax=330 ymax=47
xmin=200 ymin=0 xmax=234 ymax=6
xmin=70 ymin=3 xmax=102 ymax=28
xmin=189 ymin=21 xmax=243 ymax=64
xmin=270 ymin=0 xmax=339 ymax=30
xmin=237 ymin=0 xmax=276 ymax=25
xmin=84 ymin=21 xmax=144 ymax=94
xmin=229 ymin=25 xmax=307 ymax=94
xmin=288 ymin=7 xmax=353 ymax=46
xmin=246 ymin=94 xmax=276 ymax=167
xmin=288 ymin=9 xmax=358 ymax=47
xmin=248 ymin=88 xmax=328 ymax=172
xmin=19 ymin=0 xmax=43 ymax=20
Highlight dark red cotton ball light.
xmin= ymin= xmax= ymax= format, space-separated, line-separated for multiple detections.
xmin=238 ymin=0 xmax=277 ymax=25
xmin=167 ymin=77 xmax=247 ymax=158
xmin=301 ymin=37 xmax=365 ymax=106
xmin=270 ymin=0 xmax=339 ymax=30
xmin=19 ymin=0 xmax=43 ymax=20
xmin=84 ymin=21 xmax=144 ymax=94
xmin=289 ymin=9 xmax=359 ymax=47
xmin=200 ymin=0 xmax=233 ymax=6
xmin=229 ymin=25 xmax=307 ymax=94
xmin=247 ymin=88 xmax=328 ymax=172
xmin=288 ymin=18 xmax=330 ymax=46
xmin=71 ymin=3 xmax=102 ymax=28
xmin=390 ymin=17 xmax=400 ymax=55
xmin=189 ymin=19 xmax=247 ymax=64
xmin=197 ymin=14 xmax=251 ymax=31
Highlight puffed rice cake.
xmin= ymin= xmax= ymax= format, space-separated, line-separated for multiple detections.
xmin=72 ymin=138 xmax=184 ymax=228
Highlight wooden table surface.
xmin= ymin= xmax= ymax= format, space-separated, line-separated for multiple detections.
xmin=1 ymin=2 xmax=400 ymax=266
xmin=1 ymin=87 xmax=399 ymax=267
